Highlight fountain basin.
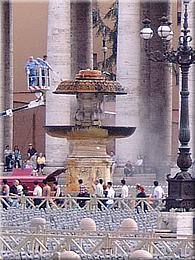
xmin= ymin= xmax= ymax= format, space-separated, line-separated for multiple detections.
xmin=45 ymin=125 xmax=136 ymax=140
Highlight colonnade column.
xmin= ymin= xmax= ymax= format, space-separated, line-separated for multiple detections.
xmin=0 ymin=2 xmax=4 ymax=171
xmin=116 ymin=0 xmax=172 ymax=181
xmin=3 ymin=1 xmax=13 ymax=149
xmin=116 ymin=0 xmax=144 ymax=166
xmin=140 ymin=0 xmax=172 ymax=181
xmin=46 ymin=0 xmax=71 ymax=171
xmin=0 ymin=1 xmax=13 ymax=172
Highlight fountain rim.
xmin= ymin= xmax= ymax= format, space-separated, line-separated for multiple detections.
xmin=45 ymin=125 xmax=136 ymax=140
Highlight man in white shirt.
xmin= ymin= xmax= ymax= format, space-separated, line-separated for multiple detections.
xmin=152 ymin=181 xmax=164 ymax=207
xmin=106 ymin=181 xmax=115 ymax=209
xmin=121 ymin=179 xmax=129 ymax=198
xmin=95 ymin=179 xmax=104 ymax=197
xmin=33 ymin=181 xmax=42 ymax=206
xmin=135 ymin=155 xmax=144 ymax=174
xmin=95 ymin=179 xmax=104 ymax=210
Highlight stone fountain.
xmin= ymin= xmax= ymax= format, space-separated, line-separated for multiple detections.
xmin=46 ymin=70 xmax=135 ymax=192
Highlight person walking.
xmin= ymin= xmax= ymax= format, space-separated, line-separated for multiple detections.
xmin=53 ymin=181 xmax=63 ymax=206
xmin=102 ymin=184 xmax=108 ymax=208
xmin=151 ymin=181 xmax=164 ymax=207
xmin=95 ymin=178 xmax=104 ymax=210
xmin=42 ymin=180 xmax=51 ymax=209
xmin=33 ymin=181 xmax=42 ymax=207
xmin=1 ymin=179 xmax=10 ymax=209
xmin=136 ymin=185 xmax=148 ymax=213
xmin=121 ymin=179 xmax=129 ymax=199
xmin=106 ymin=182 xmax=115 ymax=209
xmin=77 ymin=179 xmax=89 ymax=208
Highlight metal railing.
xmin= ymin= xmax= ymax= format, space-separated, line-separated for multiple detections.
xmin=0 ymin=194 xmax=165 ymax=212
xmin=0 ymin=229 xmax=194 ymax=258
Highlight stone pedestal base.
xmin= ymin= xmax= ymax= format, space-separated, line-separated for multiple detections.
xmin=66 ymin=157 xmax=112 ymax=193
xmin=65 ymin=139 xmax=112 ymax=193
xmin=157 ymin=212 xmax=194 ymax=237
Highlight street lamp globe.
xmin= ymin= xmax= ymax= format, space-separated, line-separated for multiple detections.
xmin=140 ymin=27 xmax=154 ymax=40
xmin=157 ymin=24 xmax=172 ymax=39
xmin=166 ymin=30 xmax=173 ymax=41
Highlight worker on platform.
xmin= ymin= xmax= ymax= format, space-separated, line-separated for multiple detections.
xmin=25 ymin=56 xmax=39 ymax=87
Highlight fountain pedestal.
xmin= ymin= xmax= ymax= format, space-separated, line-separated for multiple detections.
xmin=46 ymin=70 xmax=136 ymax=192
xmin=66 ymin=129 xmax=112 ymax=192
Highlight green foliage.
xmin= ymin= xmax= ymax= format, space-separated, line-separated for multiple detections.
xmin=92 ymin=0 xmax=118 ymax=72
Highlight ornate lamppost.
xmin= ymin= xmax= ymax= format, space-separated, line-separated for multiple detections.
xmin=102 ymin=27 xmax=108 ymax=73
xmin=140 ymin=0 xmax=195 ymax=210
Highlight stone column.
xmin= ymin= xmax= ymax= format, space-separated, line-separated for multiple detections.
xmin=116 ymin=0 xmax=172 ymax=181
xmin=3 ymin=1 xmax=13 ymax=149
xmin=46 ymin=0 xmax=71 ymax=171
xmin=70 ymin=0 xmax=93 ymax=78
xmin=70 ymin=0 xmax=93 ymax=125
xmin=141 ymin=1 xmax=172 ymax=181
xmin=188 ymin=1 xmax=195 ymax=162
xmin=0 ymin=2 xmax=4 ymax=171
xmin=116 ymin=0 xmax=142 ymax=166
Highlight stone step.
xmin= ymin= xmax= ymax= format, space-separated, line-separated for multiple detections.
xmin=113 ymin=174 xmax=156 ymax=186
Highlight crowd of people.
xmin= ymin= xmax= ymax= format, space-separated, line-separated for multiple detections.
xmin=76 ymin=178 xmax=164 ymax=210
xmin=4 ymin=143 xmax=46 ymax=174
xmin=1 ymin=178 xmax=61 ymax=210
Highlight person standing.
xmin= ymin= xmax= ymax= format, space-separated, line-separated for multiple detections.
xmin=121 ymin=179 xmax=129 ymax=199
xmin=106 ymin=182 xmax=115 ymax=209
xmin=25 ymin=56 xmax=39 ymax=87
xmin=77 ymin=179 xmax=89 ymax=208
xmin=136 ymin=185 xmax=148 ymax=213
xmin=53 ymin=181 xmax=63 ymax=206
xmin=152 ymin=181 xmax=164 ymax=207
xmin=42 ymin=180 xmax=51 ymax=209
xmin=13 ymin=145 xmax=22 ymax=168
xmin=1 ymin=179 xmax=10 ymax=209
xmin=17 ymin=180 xmax=24 ymax=196
xmin=36 ymin=55 xmax=53 ymax=87
xmin=95 ymin=178 xmax=104 ymax=210
xmin=27 ymin=143 xmax=37 ymax=172
xmin=102 ymin=184 xmax=108 ymax=207
xmin=4 ymin=145 xmax=13 ymax=171
xmin=33 ymin=181 xmax=42 ymax=207
xmin=135 ymin=155 xmax=144 ymax=174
